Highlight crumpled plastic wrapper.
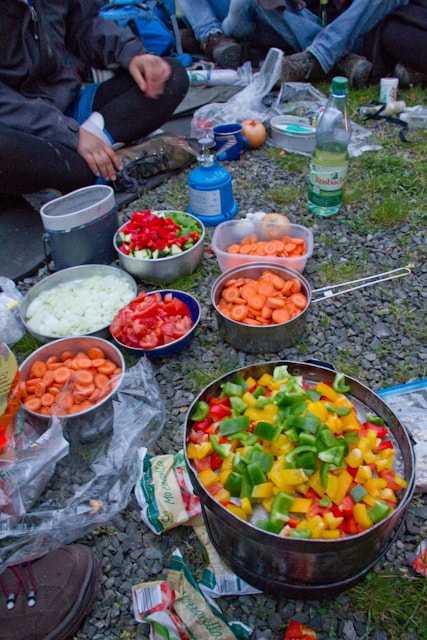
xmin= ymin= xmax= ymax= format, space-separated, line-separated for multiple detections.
xmin=0 ymin=279 xmax=25 ymax=346
xmin=0 ymin=357 xmax=165 ymax=571
xmin=413 ymin=539 xmax=427 ymax=577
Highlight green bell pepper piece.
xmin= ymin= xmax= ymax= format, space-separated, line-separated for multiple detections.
xmin=326 ymin=404 xmax=351 ymax=416
xmin=240 ymin=470 xmax=254 ymax=499
xmin=253 ymin=386 xmax=266 ymax=399
xmin=320 ymin=461 xmax=331 ymax=488
xmin=295 ymin=452 xmax=317 ymax=473
xmin=232 ymin=431 xmax=259 ymax=446
xmin=255 ymin=396 xmax=272 ymax=409
xmin=351 ymin=484 xmax=368 ymax=502
xmin=247 ymin=462 xmax=266 ymax=485
xmin=319 ymin=496 xmax=332 ymax=507
xmin=221 ymin=382 xmax=245 ymax=397
xmin=285 ymin=428 xmax=299 ymax=443
xmin=273 ymin=365 xmax=289 ymax=380
xmin=210 ymin=435 xmax=232 ymax=459
xmin=219 ymin=415 xmax=250 ymax=436
xmin=289 ymin=528 xmax=311 ymax=539
xmin=368 ymin=500 xmax=391 ymax=524
xmin=191 ymin=401 xmax=209 ymax=421
xmin=269 ymin=492 xmax=293 ymax=531
xmin=256 ymin=519 xmax=283 ymax=534
xmin=290 ymin=412 xmax=321 ymax=434
xmin=344 ymin=431 xmax=359 ymax=445
xmin=230 ymin=396 xmax=247 ymax=414
xmin=366 ymin=414 xmax=385 ymax=426
xmin=286 ymin=446 xmax=317 ymax=465
xmin=298 ymin=432 xmax=317 ymax=447
xmin=318 ymin=446 xmax=346 ymax=466
xmin=232 ymin=453 xmax=247 ymax=475
xmin=306 ymin=390 xmax=321 ymax=402
xmin=332 ymin=372 xmax=350 ymax=394
xmin=254 ymin=421 xmax=278 ymax=441
xmin=319 ymin=429 xmax=338 ymax=449
xmin=224 ymin=472 xmax=242 ymax=497
xmin=250 ymin=449 xmax=274 ymax=473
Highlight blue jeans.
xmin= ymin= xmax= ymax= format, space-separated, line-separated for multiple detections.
xmin=179 ymin=0 xmax=409 ymax=72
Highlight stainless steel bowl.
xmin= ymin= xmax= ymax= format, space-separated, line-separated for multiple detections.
xmin=211 ymin=263 xmax=311 ymax=354
xmin=113 ymin=210 xmax=205 ymax=284
xmin=21 ymin=264 xmax=137 ymax=343
xmin=20 ymin=336 xmax=125 ymax=421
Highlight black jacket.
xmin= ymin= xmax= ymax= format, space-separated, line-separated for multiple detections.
xmin=0 ymin=0 xmax=144 ymax=148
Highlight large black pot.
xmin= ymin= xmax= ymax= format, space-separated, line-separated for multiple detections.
xmin=184 ymin=361 xmax=416 ymax=598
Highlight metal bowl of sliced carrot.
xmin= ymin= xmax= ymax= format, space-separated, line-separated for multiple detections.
xmin=19 ymin=336 xmax=125 ymax=420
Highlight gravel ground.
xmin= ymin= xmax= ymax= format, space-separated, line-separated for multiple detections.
xmin=16 ymin=113 xmax=427 ymax=639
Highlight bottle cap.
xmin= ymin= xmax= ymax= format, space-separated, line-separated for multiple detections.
xmin=331 ymin=76 xmax=348 ymax=96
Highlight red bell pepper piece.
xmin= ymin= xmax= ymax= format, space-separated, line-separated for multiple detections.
xmin=194 ymin=456 xmax=212 ymax=472
xmin=189 ymin=431 xmax=208 ymax=445
xmin=379 ymin=471 xmax=402 ymax=492
xmin=284 ymin=619 xmax=317 ymax=639
xmin=347 ymin=466 xmax=358 ymax=478
xmin=193 ymin=417 xmax=212 ymax=432
xmin=378 ymin=440 xmax=393 ymax=451
xmin=305 ymin=489 xmax=319 ymax=500
xmin=209 ymin=403 xmax=231 ymax=421
xmin=288 ymin=517 xmax=299 ymax=528
xmin=364 ymin=422 xmax=388 ymax=438
xmin=339 ymin=516 xmax=359 ymax=536
xmin=339 ymin=496 xmax=354 ymax=518
xmin=209 ymin=396 xmax=231 ymax=407
xmin=210 ymin=453 xmax=223 ymax=470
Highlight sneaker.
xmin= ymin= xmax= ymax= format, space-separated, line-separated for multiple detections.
xmin=201 ymin=33 xmax=242 ymax=69
xmin=281 ymin=51 xmax=323 ymax=83
xmin=0 ymin=545 xmax=98 ymax=640
xmin=394 ymin=63 xmax=427 ymax=88
xmin=336 ymin=54 xmax=373 ymax=88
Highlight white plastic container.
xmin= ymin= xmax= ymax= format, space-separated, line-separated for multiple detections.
xmin=270 ymin=116 xmax=316 ymax=156
xmin=212 ymin=219 xmax=313 ymax=273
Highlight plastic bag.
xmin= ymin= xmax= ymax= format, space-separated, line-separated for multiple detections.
xmin=0 ymin=278 xmax=25 ymax=346
xmin=0 ymin=357 xmax=165 ymax=571
xmin=379 ymin=379 xmax=427 ymax=492
xmin=191 ymin=48 xmax=284 ymax=139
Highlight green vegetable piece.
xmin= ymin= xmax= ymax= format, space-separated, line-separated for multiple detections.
xmin=306 ymin=390 xmax=321 ymax=402
xmin=285 ymin=428 xmax=299 ymax=443
xmin=253 ymin=386 xmax=266 ymax=399
xmin=232 ymin=431 xmax=259 ymax=446
xmin=191 ymin=401 xmax=209 ymax=421
xmin=368 ymin=500 xmax=391 ymax=524
xmin=273 ymin=365 xmax=289 ymax=381
xmin=351 ymin=484 xmax=368 ymax=502
xmin=326 ymin=404 xmax=351 ymax=416
xmin=366 ymin=414 xmax=385 ymax=426
xmin=320 ymin=461 xmax=331 ymax=488
xmin=254 ymin=421 xmax=278 ymax=441
xmin=255 ymin=396 xmax=271 ymax=409
xmin=240 ymin=471 xmax=254 ymax=499
xmin=230 ymin=397 xmax=247 ymax=414
xmin=269 ymin=494 xmax=292 ymax=532
xmin=286 ymin=446 xmax=317 ymax=465
xmin=344 ymin=431 xmax=359 ymax=445
xmin=332 ymin=372 xmax=350 ymax=394
xmin=219 ymin=416 xmax=250 ymax=436
xmin=250 ymin=449 xmax=274 ymax=473
xmin=289 ymin=528 xmax=311 ymax=539
xmin=210 ymin=435 xmax=232 ymax=459
xmin=224 ymin=472 xmax=242 ymax=497
xmin=247 ymin=462 xmax=266 ymax=485
xmin=291 ymin=412 xmax=321 ymax=434
xmin=232 ymin=453 xmax=247 ymax=475
xmin=319 ymin=496 xmax=332 ymax=507
xmin=318 ymin=446 xmax=346 ymax=466
xmin=221 ymin=382 xmax=245 ymax=397
xmin=319 ymin=429 xmax=338 ymax=449
xmin=298 ymin=432 xmax=317 ymax=447
xmin=255 ymin=519 xmax=282 ymax=534
xmin=295 ymin=452 xmax=317 ymax=473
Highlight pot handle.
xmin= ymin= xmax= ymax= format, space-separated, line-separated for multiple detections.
xmin=311 ymin=265 xmax=412 ymax=304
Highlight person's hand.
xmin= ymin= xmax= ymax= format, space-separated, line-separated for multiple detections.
xmin=77 ymin=129 xmax=122 ymax=181
xmin=128 ymin=54 xmax=171 ymax=99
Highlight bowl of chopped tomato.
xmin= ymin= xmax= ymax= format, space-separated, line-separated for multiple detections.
xmin=114 ymin=210 xmax=205 ymax=284
xmin=110 ymin=290 xmax=201 ymax=358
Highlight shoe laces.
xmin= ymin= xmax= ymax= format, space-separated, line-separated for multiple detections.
xmin=0 ymin=562 xmax=37 ymax=610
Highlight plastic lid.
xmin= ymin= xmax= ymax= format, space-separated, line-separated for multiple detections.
xmin=331 ymin=76 xmax=348 ymax=96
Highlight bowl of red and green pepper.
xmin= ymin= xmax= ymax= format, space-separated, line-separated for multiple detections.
xmin=114 ymin=209 xmax=205 ymax=284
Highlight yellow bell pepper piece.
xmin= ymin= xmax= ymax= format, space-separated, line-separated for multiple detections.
xmin=394 ymin=474 xmax=408 ymax=489
xmin=296 ymin=483 xmax=310 ymax=495
xmin=365 ymin=478 xmax=387 ymax=496
xmin=341 ymin=411 xmax=361 ymax=431
xmin=381 ymin=488 xmax=397 ymax=503
xmin=199 ymin=469 xmax=219 ymax=488
xmin=345 ymin=447 xmax=363 ymax=468
xmin=306 ymin=516 xmax=325 ymax=538
xmin=363 ymin=450 xmax=377 ymax=464
xmin=316 ymin=383 xmax=338 ymax=402
xmin=355 ymin=465 xmax=372 ymax=483
xmin=296 ymin=519 xmax=309 ymax=531
xmin=270 ymin=434 xmax=293 ymax=456
xmin=222 ymin=454 xmax=234 ymax=470
xmin=324 ymin=512 xmax=344 ymax=529
xmin=309 ymin=470 xmax=325 ymax=497
xmin=245 ymin=405 xmax=278 ymax=423
xmin=258 ymin=373 xmax=273 ymax=387
xmin=290 ymin=498 xmax=312 ymax=514
xmin=215 ymin=489 xmax=230 ymax=504
xmin=333 ymin=469 xmax=353 ymax=505
xmin=262 ymin=498 xmax=273 ymax=512
xmin=307 ymin=400 xmax=328 ymax=422
xmin=378 ymin=448 xmax=395 ymax=459
xmin=375 ymin=458 xmax=393 ymax=472
xmin=219 ymin=469 xmax=231 ymax=485
xmin=279 ymin=469 xmax=308 ymax=485
xmin=226 ymin=504 xmax=247 ymax=521
xmin=187 ymin=442 xmax=213 ymax=460
xmin=241 ymin=497 xmax=253 ymax=515
xmin=252 ymin=482 xmax=275 ymax=499
xmin=366 ymin=429 xmax=379 ymax=448
xmin=267 ymin=380 xmax=282 ymax=390
xmin=322 ymin=529 xmax=341 ymax=539
xmin=358 ymin=437 xmax=371 ymax=453
xmin=326 ymin=474 xmax=339 ymax=501
xmin=353 ymin=503 xmax=373 ymax=529
xmin=362 ymin=495 xmax=377 ymax=507
xmin=242 ymin=391 xmax=257 ymax=407
xmin=246 ymin=376 xmax=256 ymax=388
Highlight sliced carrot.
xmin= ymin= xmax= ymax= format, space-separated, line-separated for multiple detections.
xmin=54 ymin=367 xmax=72 ymax=385
xmin=264 ymin=242 xmax=278 ymax=255
xmin=40 ymin=407 xmax=52 ymax=416
xmin=257 ymin=281 xmax=275 ymax=297
xmin=284 ymin=243 xmax=297 ymax=253
xmin=97 ymin=361 xmax=116 ymax=376
xmin=270 ymin=275 xmax=286 ymax=290
xmin=267 ymin=297 xmax=285 ymax=309
xmin=73 ymin=370 xmax=94 ymax=386
xmin=41 ymin=393 xmax=55 ymax=407
xmin=95 ymin=373 xmax=110 ymax=390
xmin=261 ymin=306 xmax=273 ymax=320
xmin=91 ymin=358 xmax=106 ymax=369
xmin=281 ymin=280 xmax=294 ymax=296
xmin=227 ymin=244 xmax=241 ymax=254
xmin=68 ymin=404 xmax=83 ymax=415
xmin=25 ymin=397 xmax=41 ymax=412
xmin=89 ymin=389 xmax=102 ymax=403
xmin=231 ymin=305 xmax=248 ymax=322
xmin=239 ymin=244 xmax=253 ymax=255
xmin=87 ymin=347 xmax=105 ymax=360
xmin=48 ymin=387 xmax=60 ymax=396
xmin=244 ymin=318 xmax=262 ymax=326
xmin=75 ymin=357 xmax=92 ymax=369
xmin=248 ymin=295 xmax=266 ymax=311
xmin=272 ymin=308 xmax=290 ymax=324
xmin=34 ymin=381 xmax=46 ymax=398
xmin=114 ymin=368 xmax=122 ymax=375
xmin=291 ymin=278 xmax=302 ymax=294
xmin=47 ymin=361 xmax=63 ymax=371
xmin=79 ymin=401 xmax=92 ymax=411
xmin=73 ymin=384 xmax=96 ymax=398
xmin=46 ymin=356 xmax=58 ymax=365
xmin=242 ymin=234 xmax=258 ymax=244
xmin=42 ymin=371 xmax=55 ymax=387
xmin=290 ymin=293 xmax=307 ymax=309
xmin=240 ymin=284 xmax=258 ymax=302
xmin=20 ymin=382 xmax=28 ymax=400
xmin=60 ymin=351 xmax=74 ymax=362
xmin=30 ymin=361 xmax=47 ymax=378
xmin=223 ymin=287 xmax=240 ymax=303
xmin=55 ymin=391 xmax=73 ymax=411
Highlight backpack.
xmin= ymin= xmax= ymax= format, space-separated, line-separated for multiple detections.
xmin=100 ymin=0 xmax=176 ymax=56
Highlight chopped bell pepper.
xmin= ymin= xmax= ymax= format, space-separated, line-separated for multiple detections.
xmin=210 ymin=435 xmax=232 ymax=459
xmin=222 ymin=381 xmax=245 ymax=397
xmin=307 ymin=400 xmax=328 ymax=422
xmin=355 ymin=465 xmax=372 ymax=483
xmin=273 ymin=365 xmax=289 ymax=381
xmin=215 ymin=488 xmax=230 ymax=504
xmin=316 ymin=383 xmax=338 ymax=402
xmin=278 ymin=468 xmax=308 ymax=485
xmin=241 ymin=497 xmax=253 ymax=515
xmin=345 ymin=447 xmax=363 ymax=468
xmin=255 ymin=421 xmax=279 ymax=441
xmin=290 ymin=498 xmax=312 ymax=514
xmin=232 ymin=431 xmax=259 ymax=446
xmin=353 ymin=503 xmax=373 ymax=529
xmin=320 ymin=462 xmax=330 ymax=489
xmin=318 ymin=446 xmax=346 ymax=466
xmin=247 ymin=462 xmax=266 ymax=485
xmin=319 ymin=496 xmax=332 ymax=507
xmin=290 ymin=412 xmax=321 ymax=434
xmin=319 ymin=429 xmax=339 ymax=449
xmin=324 ymin=511 xmax=344 ymax=529
xmin=322 ymin=529 xmax=341 ymax=539
xmin=219 ymin=415 xmax=250 ymax=436
xmin=224 ymin=471 xmax=242 ymax=496
xmin=240 ymin=470 xmax=253 ymax=499
xmin=191 ymin=401 xmax=209 ymax=421
xmin=285 ymin=428 xmax=299 ymax=443
xmin=326 ymin=473 xmax=339 ymax=501
xmin=226 ymin=504 xmax=247 ymax=520
xmin=253 ymin=386 xmax=266 ymax=398
xmin=326 ymin=404 xmax=351 ymax=416
xmin=333 ymin=469 xmax=353 ymax=505
xmin=250 ymin=447 xmax=274 ymax=472
xmin=298 ymin=432 xmax=317 ymax=446
xmin=252 ymin=482 xmax=275 ymax=499
xmin=344 ymin=431 xmax=359 ymax=445
xmin=351 ymin=484 xmax=368 ymax=502
xmin=255 ymin=396 xmax=272 ymax=409
xmin=230 ymin=396 xmax=248 ymax=414
xmin=187 ymin=441 xmax=213 ymax=460
xmin=289 ymin=528 xmax=311 ymax=539
xmin=332 ymin=372 xmax=350 ymax=393
xmin=199 ymin=469 xmax=219 ymax=488
xmin=366 ymin=413 xmax=385 ymax=426
xmin=368 ymin=500 xmax=391 ymax=524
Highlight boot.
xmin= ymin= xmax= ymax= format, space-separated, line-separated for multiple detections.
xmin=201 ymin=33 xmax=242 ymax=69
xmin=281 ymin=51 xmax=323 ymax=83
xmin=180 ymin=27 xmax=201 ymax=55
xmin=0 ymin=545 xmax=98 ymax=640
xmin=336 ymin=54 xmax=373 ymax=88
xmin=394 ymin=63 xmax=427 ymax=88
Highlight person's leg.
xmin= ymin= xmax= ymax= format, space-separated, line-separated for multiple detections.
xmin=308 ymin=0 xmax=410 ymax=73
xmin=382 ymin=17 xmax=427 ymax=75
xmin=92 ymin=59 xmax=189 ymax=145
xmin=179 ymin=0 xmax=230 ymax=41
xmin=0 ymin=123 xmax=94 ymax=196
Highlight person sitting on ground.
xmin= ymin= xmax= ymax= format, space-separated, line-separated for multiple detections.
xmin=0 ymin=0 xmax=189 ymax=197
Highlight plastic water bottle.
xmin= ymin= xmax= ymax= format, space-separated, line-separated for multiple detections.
xmin=308 ymin=76 xmax=351 ymax=217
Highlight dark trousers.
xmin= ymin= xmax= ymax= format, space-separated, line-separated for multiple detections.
xmin=0 ymin=59 xmax=189 ymax=195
